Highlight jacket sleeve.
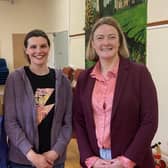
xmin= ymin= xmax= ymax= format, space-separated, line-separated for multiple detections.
xmin=51 ymin=76 xmax=73 ymax=156
xmin=4 ymin=73 xmax=33 ymax=156
xmin=73 ymin=74 xmax=97 ymax=166
xmin=124 ymin=66 xmax=158 ymax=166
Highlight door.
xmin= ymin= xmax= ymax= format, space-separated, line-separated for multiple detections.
xmin=13 ymin=34 xmax=27 ymax=69
xmin=53 ymin=31 xmax=68 ymax=68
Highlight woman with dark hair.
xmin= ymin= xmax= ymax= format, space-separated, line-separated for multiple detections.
xmin=73 ymin=17 xmax=158 ymax=168
xmin=4 ymin=29 xmax=72 ymax=168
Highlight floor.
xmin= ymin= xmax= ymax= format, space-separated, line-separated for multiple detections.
xmin=65 ymin=138 xmax=80 ymax=168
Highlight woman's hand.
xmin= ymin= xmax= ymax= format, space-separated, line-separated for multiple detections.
xmin=43 ymin=150 xmax=59 ymax=165
xmin=93 ymin=158 xmax=113 ymax=168
xmin=111 ymin=156 xmax=136 ymax=168
xmin=93 ymin=158 xmax=126 ymax=168
xmin=26 ymin=149 xmax=53 ymax=168
xmin=109 ymin=158 xmax=124 ymax=168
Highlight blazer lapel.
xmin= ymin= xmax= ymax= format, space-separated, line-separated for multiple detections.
xmin=85 ymin=76 xmax=96 ymax=126
xmin=84 ymin=74 xmax=99 ymax=153
xmin=111 ymin=58 xmax=130 ymax=120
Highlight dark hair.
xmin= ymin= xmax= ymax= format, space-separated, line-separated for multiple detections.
xmin=24 ymin=29 xmax=50 ymax=63
xmin=24 ymin=29 xmax=50 ymax=48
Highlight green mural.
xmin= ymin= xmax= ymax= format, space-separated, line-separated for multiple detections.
xmin=85 ymin=0 xmax=147 ymax=67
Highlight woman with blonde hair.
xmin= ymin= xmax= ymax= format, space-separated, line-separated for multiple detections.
xmin=73 ymin=16 xmax=158 ymax=168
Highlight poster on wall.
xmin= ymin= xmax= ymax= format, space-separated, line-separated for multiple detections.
xmin=85 ymin=0 xmax=147 ymax=67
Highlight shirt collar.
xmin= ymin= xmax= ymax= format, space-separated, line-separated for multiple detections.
xmin=90 ymin=59 xmax=119 ymax=81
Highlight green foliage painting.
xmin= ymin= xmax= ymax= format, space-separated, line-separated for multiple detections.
xmin=85 ymin=0 xmax=147 ymax=68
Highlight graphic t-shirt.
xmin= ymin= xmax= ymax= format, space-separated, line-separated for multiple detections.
xmin=24 ymin=66 xmax=55 ymax=153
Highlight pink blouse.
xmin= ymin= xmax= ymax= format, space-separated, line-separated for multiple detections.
xmin=91 ymin=61 xmax=119 ymax=149
xmin=85 ymin=60 xmax=119 ymax=168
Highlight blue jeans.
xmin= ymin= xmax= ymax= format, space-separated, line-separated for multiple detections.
xmin=8 ymin=162 xmax=64 ymax=168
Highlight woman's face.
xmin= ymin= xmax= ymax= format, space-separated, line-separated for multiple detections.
xmin=92 ymin=24 xmax=120 ymax=61
xmin=25 ymin=36 xmax=50 ymax=66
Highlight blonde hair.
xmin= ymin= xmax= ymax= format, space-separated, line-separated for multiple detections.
xmin=86 ymin=16 xmax=129 ymax=61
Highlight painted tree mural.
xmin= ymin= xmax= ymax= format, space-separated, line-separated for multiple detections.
xmin=85 ymin=0 xmax=147 ymax=67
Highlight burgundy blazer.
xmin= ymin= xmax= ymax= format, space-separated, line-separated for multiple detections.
xmin=73 ymin=57 xmax=158 ymax=168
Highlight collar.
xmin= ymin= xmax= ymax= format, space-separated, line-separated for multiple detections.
xmin=90 ymin=59 xmax=119 ymax=81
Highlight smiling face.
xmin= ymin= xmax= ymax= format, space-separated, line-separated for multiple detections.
xmin=25 ymin=36 xmax=50 ymax=67
xmin=92 ymin=24 xmax=120 ymax=61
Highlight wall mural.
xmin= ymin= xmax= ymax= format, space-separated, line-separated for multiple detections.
xmin=85 ymin=0 xmax=147 ymax=68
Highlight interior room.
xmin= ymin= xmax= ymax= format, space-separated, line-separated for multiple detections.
xmin=0 ymin=0 xmax=168 ymax=167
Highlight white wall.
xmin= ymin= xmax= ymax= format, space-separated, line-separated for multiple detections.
xmin=0 ymin=0 xmax=60 ymax=70
xmin=148 ymin=0 xmax=168 ymax=23
xmin=49 ymin=0 xmax=69 ymax=32
xmin=147 ymin=0 xmax=168 ymax=152
xmin=0 ymin=0 xmax=85 ymax=70
xmin=69 ymin=0 xmax=85 ymax=68
xmin=69 ymin=36 xmax=85 ymax=68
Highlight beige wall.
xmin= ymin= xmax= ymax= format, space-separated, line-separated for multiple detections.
xmin=50 ymin=0 xmax=69 ymax=32
xmin=0 ymin=0 xmax=85 ymax=70
xmin=69 ymin=0 xmax=85 ymax=68
xmin=69 ymin=36 xmax=85 ymax=68
xmin=148 ymin=0 xmax=168 ymax=23
xmin=0 ymin=0 xmax=60 ymax=70
xmin=147 ymin=0 xmax=168 ymax=151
